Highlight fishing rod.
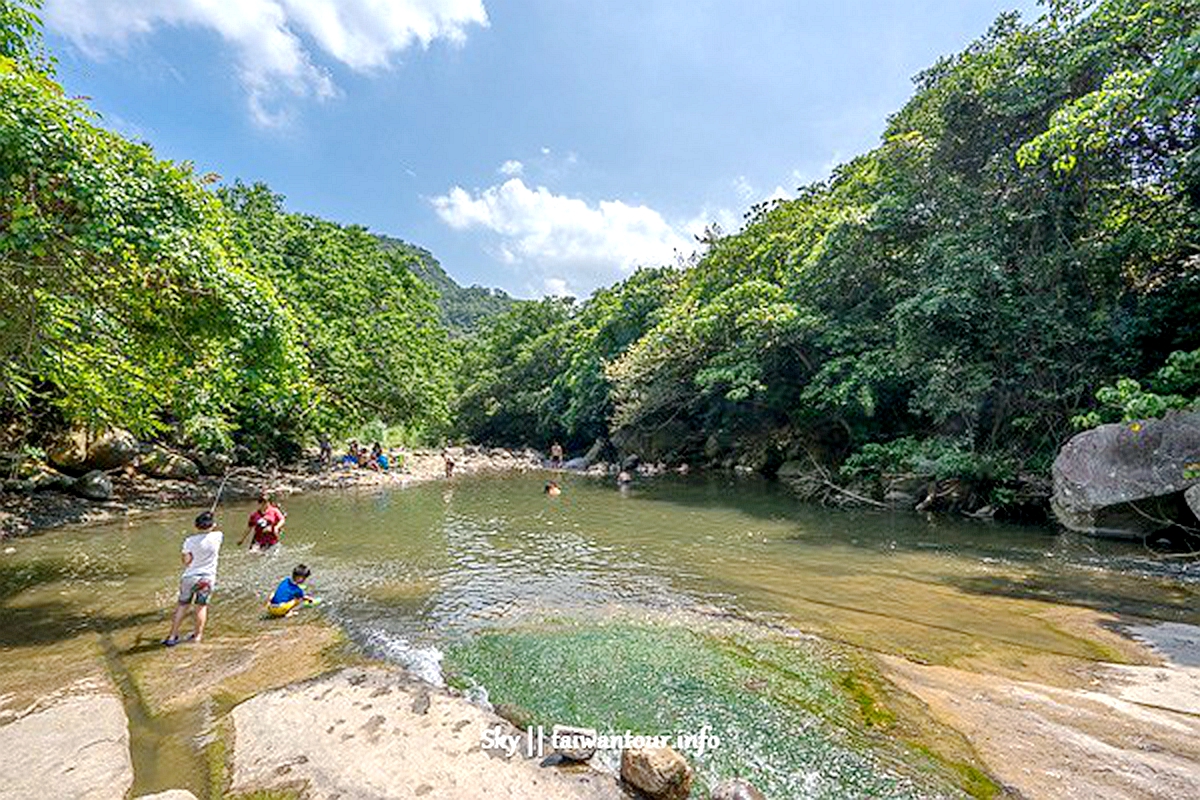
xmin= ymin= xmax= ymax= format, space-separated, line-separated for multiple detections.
xmin=209 ymin=466 xmax=255 ymax=513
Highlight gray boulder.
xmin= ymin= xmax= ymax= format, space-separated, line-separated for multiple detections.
xmin=561 ymin=457 xmax=589 ymax=470
xmin=551 ymin=725 xmax=597 ymax=762
xmin=1052 ymin=412 xmax=1200 ymax=537
xmin=1187 ymin=484 xmax=1200 ymax=524
xmin=194 ymin=452 xmax=232 ymax=476
xmin=775 ymin=460 xmax=808 ymax=479
xmin=711 ymin=778 xmax=767 ymax=800
xmin=583 ymin=438 xmax=607 ymax=465
xmin=137 ymin=446 xmax=200 ymax=481
xmin=620 ymin=746 xmax=692 ymax=800
xmin=73 ymin=470 xmax=113 ymax=501
xmin=86 ymin=428 xmax=139 ymax=470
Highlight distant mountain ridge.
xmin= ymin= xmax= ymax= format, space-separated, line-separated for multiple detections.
xmin=375 ymin=235 xmax=515 ymax=335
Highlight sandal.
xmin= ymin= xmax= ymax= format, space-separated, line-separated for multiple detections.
xmin=162 ymin=636 xmax=179 ymax=647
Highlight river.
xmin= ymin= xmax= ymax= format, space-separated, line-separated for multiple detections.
xmin=2 ymin=472 xmax=1197 ymax=798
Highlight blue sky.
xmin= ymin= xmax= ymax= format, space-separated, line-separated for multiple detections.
xmin=42 ymin=0 xmax=1040 ymax=299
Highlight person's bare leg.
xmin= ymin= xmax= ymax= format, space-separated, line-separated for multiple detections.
xmin=192 ymin=605 xmax=208 ymax=642
xmin=167 ymin=603 xmax=189 ymax=640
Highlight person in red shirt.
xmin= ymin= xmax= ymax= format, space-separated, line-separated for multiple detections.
xmin=238 ymin=491 xmax=286 ymax=550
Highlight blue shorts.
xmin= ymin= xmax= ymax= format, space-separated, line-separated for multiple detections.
xmin=178 ymin=576 xmax=214 ymax=605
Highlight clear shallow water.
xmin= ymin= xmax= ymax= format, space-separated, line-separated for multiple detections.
xmin=2 ymin=472 xmax=1197 ymax=797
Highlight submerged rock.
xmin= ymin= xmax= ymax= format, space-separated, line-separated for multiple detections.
xmin=552 ymin=724 xmax=598 ymax=762
xmin=711 ymin=778 xmax=767 ymax=800
xmin=620 ymin=746 xmax=693 ymax=800
xmin=1052 ymin=412 xmax=1200 ymax=537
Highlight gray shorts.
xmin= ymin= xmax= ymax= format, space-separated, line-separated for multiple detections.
xmin=178 ymin=575 xmax=215 ymax=605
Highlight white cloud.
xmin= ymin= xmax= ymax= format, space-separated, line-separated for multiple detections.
xmin=498 ymin=159 xmax=524 ymax=177
xmin=733 ymin=175 xmax=755 ymax=203
xmin=431 ymin=178 xmax=694 ymax=296
xmin=543 ymin=277 xmax=570 ymax=296
xmin=43 ymin=0 xmax=488 ymax=125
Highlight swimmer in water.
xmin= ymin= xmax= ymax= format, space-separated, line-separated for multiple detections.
xmin=544 ymin=480 xmax=561 ymax=496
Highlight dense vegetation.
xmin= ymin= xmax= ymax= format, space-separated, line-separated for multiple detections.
xmin=0 ymin=3 xmax=459 ymax=460
xmin=377 ymin=235 xmax=515 ymax=336
xmin=2 ymin=0 xmax=1197 ymax=498
xmin=454 ymin=0 xmax=1200 ymax=497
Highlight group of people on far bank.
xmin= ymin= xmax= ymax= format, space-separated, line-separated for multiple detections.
xmin=333 ymin=440 xmax=397 ymax=472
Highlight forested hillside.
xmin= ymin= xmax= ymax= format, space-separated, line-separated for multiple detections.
xmin=376 ymin=235 xmax=516 ymax=336
xmin=0 ymin=6 xmax=463 ymax=459
xmin=454 ymin=0 xmax=1200 ymax=502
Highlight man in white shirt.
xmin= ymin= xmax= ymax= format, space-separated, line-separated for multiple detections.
xmin=163 ymin=510 xmax=224 ymax=646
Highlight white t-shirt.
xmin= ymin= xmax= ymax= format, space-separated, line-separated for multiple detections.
xmin=181 ymin=530 xmax=223 ymax=579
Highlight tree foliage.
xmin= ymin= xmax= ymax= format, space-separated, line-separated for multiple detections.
xmin=0 ymin=6 xmax=456 ymax=457
xmin=454 ymin=0 xmax=1200 ymax=482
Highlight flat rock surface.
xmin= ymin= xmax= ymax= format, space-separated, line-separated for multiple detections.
xmin=229 ymin=666 xmax=624 ymax=800
xmin=0 ymin=692 xmax=132 ymax=800
xmin=881 ymin=655 xmax=1200 ymax=800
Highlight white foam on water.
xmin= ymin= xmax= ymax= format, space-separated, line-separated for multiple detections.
xmin=362 ymin=628 xmax=446 ymax=686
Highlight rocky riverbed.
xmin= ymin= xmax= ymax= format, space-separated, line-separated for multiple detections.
xmin=0 ymin=445 xmax=545 ymax=539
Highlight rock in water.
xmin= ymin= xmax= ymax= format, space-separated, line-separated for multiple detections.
xmin=1052 ymin=412 xmax=1200 ymax=537
xmin=552 ymin=725 xmax=598 ymax=762
xmin=620 ymin=746 xmax=692 ymax=800
xmin=711 ymin=778 xmax=767 ymax=800
xmin=73 ymin=469 xmax=113 ymax=501
xmin=137 ymin=446 xmax=200 ymax=481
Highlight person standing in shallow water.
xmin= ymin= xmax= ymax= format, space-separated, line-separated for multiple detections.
xmin=163 ymin=511 xmax=223 ymax=646
xmin=549 ymin=441 xmax=564 ymax=468
xmin=239 ymin=491 xmax=286 ymax=550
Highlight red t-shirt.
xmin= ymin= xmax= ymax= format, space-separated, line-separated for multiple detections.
xmin=248 ymin=506 xmax=284 ymax=547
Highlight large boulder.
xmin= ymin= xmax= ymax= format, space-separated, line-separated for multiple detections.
xmin=73 ymin=470 xmax=113 ymax=501
xmin=620 ymin=746 xmax=693 ymax=800
xmin=1052 ymin=412 xmax=1200 ymax=537
xmin=775 ymin=460 xmax=807 ymax=479
xmin=47 ymin=427 xmax=138 ymax=475
xmin=1187 ymin=484 xmax=1200 ymax=524
xmin=137 ymin=446 xmax=200 ymax=481
xmin=194 ymin=451 xmax=232 ymax=476
xmin=583 ymin=438 xmax=609 ymax=465
xmin=87 ymin=429 xmax=140 ymax=470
